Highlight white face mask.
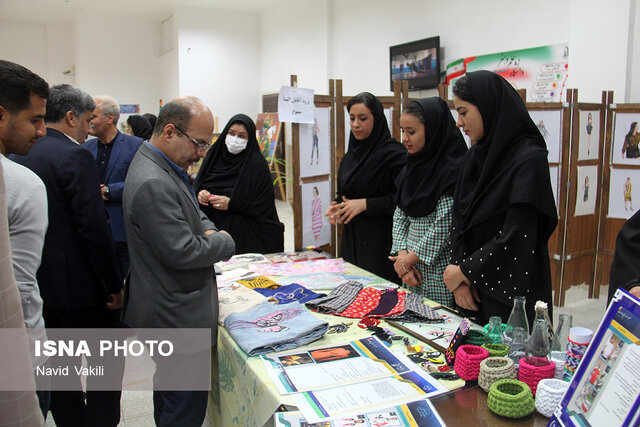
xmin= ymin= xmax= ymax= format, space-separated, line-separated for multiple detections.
xmin=225 ymin=134 xmax=248 ymax=154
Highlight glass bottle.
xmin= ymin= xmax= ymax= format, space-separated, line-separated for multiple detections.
xmin=551 ymin=314 xmax=573 ymax=355
xmin=486 ymin=316 xmax=503 ymax=344
xmin=534 ymin=300 xmax=554 ymax=349
xmin=525 ymin=318 xmax=551 ymax=359
xmin=508 ymin=327 xmax=527 ymax=367
xmin=502 ymin=296 xmax=529 ymax=346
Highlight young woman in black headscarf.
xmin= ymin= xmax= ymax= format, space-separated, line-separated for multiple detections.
xmin=325 ymin=92 xmax=406 ymax=283
xmin=608 ymin=210 xmax=640 ymax=304
xmin=126 ymin=114 xmax=153 ymax=141
xmin=443 ymin=71 xmax=558 ymax=325
xmin=389 ymin=98 xmax=467 ymax=306
xmin=194 ymin=114 xmax=284 ymax=254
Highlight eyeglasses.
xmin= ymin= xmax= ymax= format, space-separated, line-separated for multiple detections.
xmin=172 ymin=124 xmax=211 ymax=151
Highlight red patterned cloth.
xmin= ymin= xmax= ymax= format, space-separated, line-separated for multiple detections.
xmin=332 ymin=287 xmax=382 ymax=318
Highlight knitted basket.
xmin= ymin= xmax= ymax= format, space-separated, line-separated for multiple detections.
xmin=481 ymin=343 xmax=509 ymax=358
xmin=478 ymin=357 xmax=517 ymax=393
xmin=518 ymin=357 xmax=556 ymax=395
xmin=487 ymin=379 xmax=536 ymax=418
xmin=535 ymin=378 xmax=570 ymax=417
xmin=465 ymin=329 xmax=488 ymax=346
xmin=453 ymin=345 xmax=489 ymax=381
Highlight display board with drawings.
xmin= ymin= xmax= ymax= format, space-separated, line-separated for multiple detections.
xmin=575 ymin=165 xmax=598 ymax=216
xmin=301 ymin=179 xmax=332 ymax=248
xmin=529 ymin=109 xmax=562 ymax=164
xmin=578 ymin=110 xmax=601 ymax=161
xmin=299 ymin=107 xmax=331 ymax=178
xmin=611 ymin=112 xmax=640 ymax=165
xmin=607 ymin=168 xmax=640 ymax=219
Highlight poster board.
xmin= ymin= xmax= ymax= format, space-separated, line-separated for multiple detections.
xmin=300 ymin=107 xmax=331 ymax=177
xmin=256 ymin=112 xmax=281 ymax=165
xmin=611 ymin=112 xmax=640 ymax=165
xmin=301 ymin=179 xmax=332 ymax=248
xmin=550 ymin=288 xmax=640 ymax=427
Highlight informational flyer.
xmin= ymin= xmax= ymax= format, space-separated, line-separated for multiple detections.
xmin=273 ymin=399 xmax=446 ymax=427
xmin=551 ymin=288 xmax=640 ymax=426
xmin=290 ymin=370 xmax=447 ymax=424
xmin=262 ymin=337 xmax=415 ymax=394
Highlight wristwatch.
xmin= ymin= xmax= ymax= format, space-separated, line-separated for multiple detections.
xmin=103 ymin=185 xmax=111 ymax=201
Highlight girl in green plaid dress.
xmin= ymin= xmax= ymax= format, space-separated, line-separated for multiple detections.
xmin=389 ymin=98 xmax=467 ymax=306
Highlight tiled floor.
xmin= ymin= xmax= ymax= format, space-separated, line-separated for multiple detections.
xmin=45 ymin=200 xmax=609 ymax=426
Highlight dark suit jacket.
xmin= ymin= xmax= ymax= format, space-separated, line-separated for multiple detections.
xmin=11 ymin=128 xmax=122 ymax=309
xmin=84 ymin=131 xmax=143 ymax=242
xmin=122 ymin=142 xmax=235 ymax=331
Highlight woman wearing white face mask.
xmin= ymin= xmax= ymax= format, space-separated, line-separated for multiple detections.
xmin=194 ymin=114 xmax=284 ymax=254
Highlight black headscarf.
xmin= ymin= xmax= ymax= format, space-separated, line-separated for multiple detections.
xmin=396 ymin=97 xmax=468 ymax=217
xmin=194 ymin=113 xmax=261 ymax=203
xmin=126 ymin=115 xmax=153 ymax=140
xmin=452 ymin=71 xmax=557 ymax=238
xmin=338 ymin=94 xmax=406 ymax=199
xmin=609 ymin=210 xmax=640 ymax=303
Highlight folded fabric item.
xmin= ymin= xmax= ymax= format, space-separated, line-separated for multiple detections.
xmin=217 ymin=253 xmax=269 ymax=271
xmin=253 ymin=284 xmax=326 ymax=304
xmin=218 ymin=283 xmax=275 ymax=324
xmin=385 ymin=292 xmax=442 ymax=322
xmin=237 ymin=276 xmax=281 ymax=289
xmin=305 ymin=280 xmax=363 ymax=313
xmin=335 ymin=287 xmax=382 ymax=318
xmin=225 ymin=302 xmax=329 ymax=356
xmin=365 ymin=289 xmax=406 ymax=318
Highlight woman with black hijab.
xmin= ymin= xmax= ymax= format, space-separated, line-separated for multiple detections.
xmin=389 ymin=98 xmax=467 ymax=306
xmin=443 ymin=71 xmax=558 ymax=325
xmin=325 ymin=92 xmax=406 ymax=283
xmin=609 ymin=210 xmax=640 ymax=304
xmin=126 ymin=114 xmax=153 ymax=140
xmin=194 ymin=114 xmax=284 ymax=254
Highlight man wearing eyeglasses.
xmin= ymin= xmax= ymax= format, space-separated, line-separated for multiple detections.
xmin=122 ymin=96 xmax=235 ymax=427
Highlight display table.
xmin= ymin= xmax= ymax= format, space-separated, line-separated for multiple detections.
xmin=207 ymin=262 xmax=547 ymax=426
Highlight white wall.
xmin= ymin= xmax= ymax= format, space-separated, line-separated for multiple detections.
xmin=0 ymin=21 xmax=50 ymax=82
xmin=75 ymin=15 xmax=161 ymax=119
xmin=176 ymin=6 xmax=261 ymax=130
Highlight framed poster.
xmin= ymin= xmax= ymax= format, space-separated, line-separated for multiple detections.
xmin=301 ymin=180 xmax=331 ymax=247
xmin=529 ymin=109 xmax=562 ymax=163
xmin=300 ymin=107 xmax=331 ymax=177
xmin=611 ymin=113 xmax=640 ymax=165
xmin=256 ymin=113 xmax=281 ymax=164
xmin=607 ymin=168 xmax=640 ymax=219
xmin=575 ymin=165 xmax=598 ymax=217
xmin=578 ymin=110 xmax=601 ymax=161
xmin=550 ymin=289 xmax=640 ymax=427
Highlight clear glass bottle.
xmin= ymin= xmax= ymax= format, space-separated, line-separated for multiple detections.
xmin=502 ymin=296 xmax=529 ymax=346
xmin=551 ymin=314 xmax=573 ymax=353
xmin=534 ymin=300 xmax=554 ymax=349
xmin=486 ymin=316 xmax=503 ymax=344
xmin=525 ymin=318 xmax=551 ymax=359
xmin=508 ymin=326 xmax=527 ymax=367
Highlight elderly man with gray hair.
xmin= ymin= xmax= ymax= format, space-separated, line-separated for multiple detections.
xmin=12 ymin=84 xmax=124 ymax=427
xmin=85 ymin=95 xmax=142 ymax=277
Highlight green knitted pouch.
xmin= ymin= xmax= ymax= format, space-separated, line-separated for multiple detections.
xmin=487 ymin=379 xmax=535 ymax=418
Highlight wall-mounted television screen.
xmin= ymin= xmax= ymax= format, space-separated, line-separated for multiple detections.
xmin=390 ymin=36 xmax=440 ymax=91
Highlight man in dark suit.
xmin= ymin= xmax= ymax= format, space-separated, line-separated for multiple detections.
xmin=84 ymin=95 xmax=143 ymax=276
xmin=12 ymin=84 xmax=123 ymax=427
xmin=123 ymin=96 xmax=235 ymax=426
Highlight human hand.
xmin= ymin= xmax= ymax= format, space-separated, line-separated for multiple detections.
xmin=389 ymin=250 xmax=410 ymax=278
xmin=443 ymin=264 xmax=470 ymax=292
xmin=338 ymin=196 xmax=366 ymax=224
xmin=402 ymin=266 xmax=422 ymax=287
xmin=209 ymin=195 xmax=230 ymax=210
xmin=100 ymin=184 xmax=109 ymax=201
xmin=106 ymin=290 xmax=123 ymax=310
xmin=629 ymin=286 xmax=640 ymax=299
xmin=198 ymin=190 xmax=211 ymax=206
xmin=325 ymin=201 xmax=341 ymax=225
xmin=204 ymin=229 xmax=216 ymax=237
xmin=453 ymin=283 xmax=480 ymax=311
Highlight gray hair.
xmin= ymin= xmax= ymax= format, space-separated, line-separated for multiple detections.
xmin=94 ymin=95 xmax=120 ymax=125
xmin=44 ymin=84 xmax=95 ymax=124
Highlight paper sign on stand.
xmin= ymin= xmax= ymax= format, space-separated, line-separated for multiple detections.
xmin=278 ymin=86 xmax=315 ymax=123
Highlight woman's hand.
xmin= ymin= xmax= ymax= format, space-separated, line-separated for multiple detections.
xmin=338 ymin=196 xmax=366 ymax=224
xmin=401 ymin=266 xmax=422 ymax=287
xmin=208 ymin=195 xmax=230 ymax=211
xmin=443 ymin=264 xmax=470 ymax=292
xmin=453 ymin=283 xmax=481 ymax=311
xmin=325 ymin=201 xmax=341 ymax=225
xmin=197 ymin=189 xmax=212 ymax=206
xmin=389 ymin=250 xmax=414 ymax=278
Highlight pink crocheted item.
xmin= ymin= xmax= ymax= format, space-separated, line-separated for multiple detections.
xmin=518 ymin=357 xmax=555 ymax=395
xmin=454 ymin=345 xmax=490 ymax=381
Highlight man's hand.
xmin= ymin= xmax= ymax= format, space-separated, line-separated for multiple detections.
xmin=106 ymin=290 xmax=123 ymax=310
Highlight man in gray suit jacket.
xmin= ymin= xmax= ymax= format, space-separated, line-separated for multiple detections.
xmin=122 ymin=96 xmax=234 ymax=427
